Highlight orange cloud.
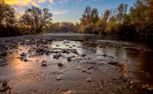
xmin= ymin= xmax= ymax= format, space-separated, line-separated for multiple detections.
xmin=4 ymin=0 xmax=54 ymax=7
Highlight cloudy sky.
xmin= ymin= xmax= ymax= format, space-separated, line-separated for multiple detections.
xmin=4 ymin=0 xmax=135 ymax=23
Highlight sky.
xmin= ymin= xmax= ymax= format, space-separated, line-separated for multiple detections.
xmin=4 ymin=0 xmax=136 ymax=23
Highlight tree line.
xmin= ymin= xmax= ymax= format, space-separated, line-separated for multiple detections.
xmin=0 ymin=4 xmax=53 ymax=36
xmin=0 ymin=0 xmax=153 ymax=44
xmin=80 ymin=0 xmax=153 ymax=43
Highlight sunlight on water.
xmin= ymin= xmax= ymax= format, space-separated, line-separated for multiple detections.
xmin=0 ymin=39 xmax=153 ymax=94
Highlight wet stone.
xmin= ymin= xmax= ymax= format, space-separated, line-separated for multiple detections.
xmin=71 ymin=49 xmax=78 ymax=54
xmin=0 ymin=81 xmax=10 ymax=92
xmin=87 ymin=66 xmax=94 ymax=70
xmin=0 ymin=59 xmax=8 ymax=66
xmin=20 ymin=53 xmax=28 ymax=62
xmin=20 ymin=53 xmax=26 ymax=57
xmin=53 ymin=54 xmax=62 ymax=59
xmin=36 ymin=48 xmax=50 ymax=55
xmin=66 ymin=57 xmax=72 ymax=62
xmin=85 ymin=78 xmax=92 ymax=82
xmin=0 ymin=52 xmax=7 ymax=58
xmin=20 ymin=53 xmax=28 ymax=61
xmin=58 ymin=63 xmax=64 ymax=67
xmin=41 ymin=61 xmax=47 ymax=66
xmin=62 ymin=50 xmax=70 ymax=54
xmin=108 ymin=61 xmax=118 ymax=66
xmin=81 ymin=54 xmax=86 ymax=57
xmin=56 ymin=76 xmax=62 ymax=81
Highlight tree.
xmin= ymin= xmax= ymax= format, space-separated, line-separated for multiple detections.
xmin=20 ymin=6 xmax=52 ymax=33
xmin=0 ymin=3 xmax=15 ymax=25
xmin=116 ymin=3 xmax=128 ymax=23
xmin=81 ymin=6 xmax=92 ymax=25
xmin=0 ymin=3 xmax=16 ymax=36
xmin=91 ymin=8 xmax=99 ymax=24
xmin=80 ymin=6 xmax=99 ymax=33
xmin=95 ymin=9 xmax=111 ymax=34
xmin=103 ymin=9 xmax=111 ymax=22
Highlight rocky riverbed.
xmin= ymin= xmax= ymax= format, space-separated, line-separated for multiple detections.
xmin=0 ymin=34 xmax=153 ymax=94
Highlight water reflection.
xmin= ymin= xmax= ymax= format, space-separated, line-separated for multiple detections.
xmin=0 ymin=39 xmax=153 ymax=93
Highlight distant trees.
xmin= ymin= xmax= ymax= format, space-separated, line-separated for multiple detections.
xmin=20 ymin=7 xmax=52 ymax=34
xmin=49 ymin=22 xmax=79 ymax=33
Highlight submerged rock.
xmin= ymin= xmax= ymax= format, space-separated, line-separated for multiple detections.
xmin=62 ymin=50 xmax=70 ymax=54
xmin=81 ymin=54 xmax=86 ymax=57
xmin=20 ymin=52 xmax=28 ymax=62
xmin=56 ymin=76 xmax=62 ymax=81
xmin=0 ymin=81 xmax=10 ymax=92
xmin=0 ymin=58 xmax=8 ymax=66
xmin=108 ymin=61 xmax=118 ymax=66
xmin=0 ymin=52 xmax=7 ymax=58
xmin=20 ymin=53 xmax=26 ymax=57
xmin=71 ymin=49 xmax=78 ymax=55
xmin=85 ymin=78 xmax=92 ymax=82
xmin=58 ymin=63 xmax=64 ymax=67
xmin=87 ymin=66 xmax=94 ymax=70
xmin=53 ymin=54 xmax=62 ymax=59
xmin=36 ymin=48 xmax=50 ymax=55
xmin=41 ymin=60 xmax=47 ymax=66
xmin=66 ymin=57 xmax=72 ymax=62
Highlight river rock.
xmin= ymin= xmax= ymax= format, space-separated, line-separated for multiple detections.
xmin=41 ymin=60 xmax=47 ymax=66
xmin=58 ymin=63 xmax=64 ymax=67
xmin=0 ymin=81 xmax=10 ymax=92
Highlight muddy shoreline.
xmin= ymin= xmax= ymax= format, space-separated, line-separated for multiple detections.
xmin=0 ymin=34 xmax=153 ymax=94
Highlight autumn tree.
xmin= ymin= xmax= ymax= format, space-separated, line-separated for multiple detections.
xmin=116 ymin=3 xmax=128 ymax=23
xmin=0 ymin=3 xmax=15 ymax=25
xmin=0 ymin=3 xmax=16 ymax=36
xmin=20 ymin=6 xmax=52 ymax=33
xmin=80 ymin=6 xmax=99 ymax=33
xmin=96 ymin=9 xmax=111 ymax=34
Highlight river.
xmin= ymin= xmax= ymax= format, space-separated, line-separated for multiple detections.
xmin=0 ymin=34 xmax=153 ymax=94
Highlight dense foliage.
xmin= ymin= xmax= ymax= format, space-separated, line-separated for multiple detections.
xmin=0 ymin=4 xmax=53 ymax=36
xmin=80 ymin=0 xmax=153 ymax=43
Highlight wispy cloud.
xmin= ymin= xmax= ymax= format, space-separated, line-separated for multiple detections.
xmin=53 ymin=10 xmax=69 ymax=15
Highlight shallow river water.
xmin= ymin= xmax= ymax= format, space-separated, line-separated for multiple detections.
xmin=0 ymin=34 xmax=153 ymax=94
